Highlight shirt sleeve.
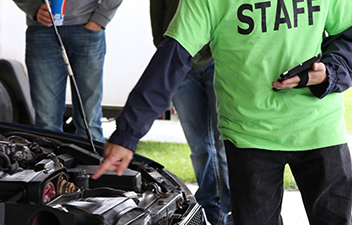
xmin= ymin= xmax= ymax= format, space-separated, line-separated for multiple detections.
xmin=12 ymin=0 xmax=43 ymax=21
xmin=108 ymin=37 xmax=192 ymax=152
xmin=309 ymin=26 xmax=352 ymax=98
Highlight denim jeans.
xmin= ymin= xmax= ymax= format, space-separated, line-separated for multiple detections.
xmin=225 ymin=141 xmax=352 ymax=225
xmin=25 ymin=25 xmax=105 ymax=142
xmin=172 ymin=60 xmax=232 ymax=225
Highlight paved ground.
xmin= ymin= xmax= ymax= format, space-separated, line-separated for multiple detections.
xmin=102 ymin=119 xmax=352 ymax=225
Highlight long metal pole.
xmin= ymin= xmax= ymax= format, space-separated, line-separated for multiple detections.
xmin=44 ymin=0 xmax=98 ymax=154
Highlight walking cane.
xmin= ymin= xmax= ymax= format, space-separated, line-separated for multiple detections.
xmin=43 ymin=0 xmax=98 ymax=154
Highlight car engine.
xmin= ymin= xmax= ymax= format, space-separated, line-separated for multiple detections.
xmin=0 ymin=122 xmax=203 ymax=225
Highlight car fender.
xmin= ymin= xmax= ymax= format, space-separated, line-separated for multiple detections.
xmin=0 ymin=59 xmax=34 ymax=125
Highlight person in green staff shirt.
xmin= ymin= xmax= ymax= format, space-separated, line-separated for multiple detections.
xmin=93 ymin=0 xmax=352 ymax=224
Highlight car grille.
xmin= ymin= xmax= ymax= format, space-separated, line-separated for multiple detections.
xmin=178 ymin=202 xmax=204 ymax=225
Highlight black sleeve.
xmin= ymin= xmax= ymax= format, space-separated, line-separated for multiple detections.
xmin=309 ymin=26 xmax=352 ymax=98
xmin=108 ymin=37 xmax=192 ymax=152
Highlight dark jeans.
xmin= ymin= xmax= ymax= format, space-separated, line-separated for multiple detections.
xmin=26 ymin=25 xmax=106 ymax=142
xmin=225 ymin=141 xmax=352 ymax=225
xmin=172 ymin=61 xmax=231 ymax=225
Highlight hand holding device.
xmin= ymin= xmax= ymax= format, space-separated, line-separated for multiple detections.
xmin=278 ymin=53 xmax=322 ymax=82
xmin=273 ymin=53 xmax=322 ymax=91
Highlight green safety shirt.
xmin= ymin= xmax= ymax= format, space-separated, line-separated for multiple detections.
xmin=165 ymin=0 xmax=352 ymax=151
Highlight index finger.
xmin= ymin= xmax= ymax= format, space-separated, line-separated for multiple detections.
xmin=91 ymin=161 xmax=108 ymax=180
xmin=281 ymin=75 xmax=300 ymax=84
xmin=91 ymin=155 xmax=124 ymax=179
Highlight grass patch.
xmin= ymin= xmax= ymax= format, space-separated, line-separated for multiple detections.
xmin=284 ymin=165 xmax=298 ymax=190
xmin=136 ymin=141 xmax=196 ymax=183
xmin=344 ymin=88 xmax=352 ymax=131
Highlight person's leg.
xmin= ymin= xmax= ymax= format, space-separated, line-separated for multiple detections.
xmin=203 ymin=62 xmax=232 ymax=224
xmin=63 ymin=25 xmax=105 ymax=142
xmin=172 ymin=65 xmax=224 ymax=224
xmin=289 ymin=144 xmax=352 ymax=225
xmin=225 ymin=141 xmax=285 ymax=225
xmin=25 ymin=26 xmax=68 ymax=131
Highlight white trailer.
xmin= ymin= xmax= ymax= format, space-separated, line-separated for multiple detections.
xmin=0 ymin=0 xmax=161 ymax=125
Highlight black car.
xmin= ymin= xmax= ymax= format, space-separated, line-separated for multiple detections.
xmin=0 ymin=121 xmax=203 ymax=225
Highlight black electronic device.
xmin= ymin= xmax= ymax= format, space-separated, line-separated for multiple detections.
xmin=278 ymin=53 xmax=322 ymax=82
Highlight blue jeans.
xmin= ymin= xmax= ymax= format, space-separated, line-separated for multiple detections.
xmin=25 ymin=25 xmax=105 ymax=142
xmin=172 ymin=61 xmax=232 ymax=225
xmin=225 ymin=141 xmax=352 ymax=225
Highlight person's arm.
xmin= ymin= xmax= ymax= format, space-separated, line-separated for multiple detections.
xmin=89 ymin=0 xmax=123 ymax=29
xmin=13 ymin=0 xmax=52 ymax=27
xmin=309 ymin=26 xmax=352 ymax=98
xmin=12 ymin=0 xmax=43 ymax=21
xmin=92 ymin=37 xmax=192 ymax=179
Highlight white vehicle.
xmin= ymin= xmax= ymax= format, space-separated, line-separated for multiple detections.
xmin=0 ymin=0 xmax=173 ymax=128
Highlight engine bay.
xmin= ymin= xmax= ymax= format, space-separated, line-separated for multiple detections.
xmin=0 ymin=123 xmax=203 ymax=225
